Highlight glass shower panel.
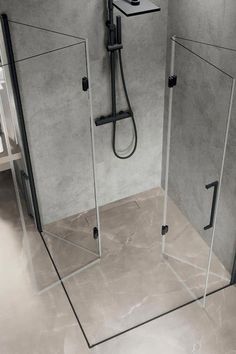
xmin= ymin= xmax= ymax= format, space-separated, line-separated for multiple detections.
xmin=4 ymin=20 xmax=100 ymax=283
xmin=0 ymin=20 xmax=60 ymax=291
xmin=0 ymin=39 xmax=20 ymax=161
xmin=163 ymin=37 xmax=234 ymax=304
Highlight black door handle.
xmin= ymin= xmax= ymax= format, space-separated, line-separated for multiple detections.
xmin=204 ymin=181 xmax=219 ymax=231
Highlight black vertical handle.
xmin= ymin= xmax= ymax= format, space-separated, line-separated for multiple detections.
xmin=204 ymin=181 xmax=219 ymax=230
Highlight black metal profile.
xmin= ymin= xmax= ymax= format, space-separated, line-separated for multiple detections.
xmin=0 ymin=13 xmax=42 ymax=232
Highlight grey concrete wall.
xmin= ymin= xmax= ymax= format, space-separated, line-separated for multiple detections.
xmin=0 ymin=0 xmax=168 ymax=225
xmin=163 ymin=0 xmax=236 ymax=273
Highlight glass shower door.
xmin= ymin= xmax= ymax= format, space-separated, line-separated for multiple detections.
xmin=38 ymin=40 xmax=101 ymax=283
xmin=0 ymin=17 xmax=101 ymax=290
xmin=162 ymin=36 xmax=234 ymax=304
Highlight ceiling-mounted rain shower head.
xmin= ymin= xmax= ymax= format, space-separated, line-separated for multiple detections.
xmin=113 ymin=0 xmax=160 ymax=17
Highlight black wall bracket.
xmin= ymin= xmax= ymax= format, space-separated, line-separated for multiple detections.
xmin=107 ymin=43 xmax=123 ymax=51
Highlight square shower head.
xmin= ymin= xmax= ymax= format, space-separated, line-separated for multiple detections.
xmin=113 ymin=0 xmax=161 ymax=17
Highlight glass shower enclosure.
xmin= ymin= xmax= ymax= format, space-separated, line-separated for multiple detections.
xmin=0 ymin=13 xmax=235 ymax=348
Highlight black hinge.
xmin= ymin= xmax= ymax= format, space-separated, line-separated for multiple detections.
xmin=161 ymin=225 xmax=169 ymax=236
xmin=82 ymin=77 xmax=89 ymax=91
xmin=168 ymin=75 xmax=177 ymax=88
xmin=93 ymin=227 xmax=99 ymax=240
xmin=21 ymin=170 xmax=29 ymax=180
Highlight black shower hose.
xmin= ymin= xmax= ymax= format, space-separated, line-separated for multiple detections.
xmin=112 ymin=50 xmax=138 ymax=159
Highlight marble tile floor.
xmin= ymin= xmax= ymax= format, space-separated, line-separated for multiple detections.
xmin=0 ymin=170 xmax=235 ymax=353
xmin=43 ymin=187 xmax=231 ymax=345
xmin=1 ymin=218 xmax=235 ymax=354
xmin=91 ymin=286 xmax=236 ymax=354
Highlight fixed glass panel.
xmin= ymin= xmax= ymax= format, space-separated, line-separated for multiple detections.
xmin=163 ymin=37 xmax=234 ymax=304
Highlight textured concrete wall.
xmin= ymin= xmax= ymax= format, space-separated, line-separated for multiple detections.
xmin=0 ymin=0 xmax=168 ymax=225
xmin=163 ymin=0 xmax=236 ymax=273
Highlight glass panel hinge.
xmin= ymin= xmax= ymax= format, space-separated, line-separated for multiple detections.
xmin=161 ymin=225 xmax=169 ymax=236
xmin=168 ymin=75 xmax=177 ymax=88
xmin=82 ymin=77 xmax=89 ymax=91
xmin=93 ymin=227 xmax=99 ymax=240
